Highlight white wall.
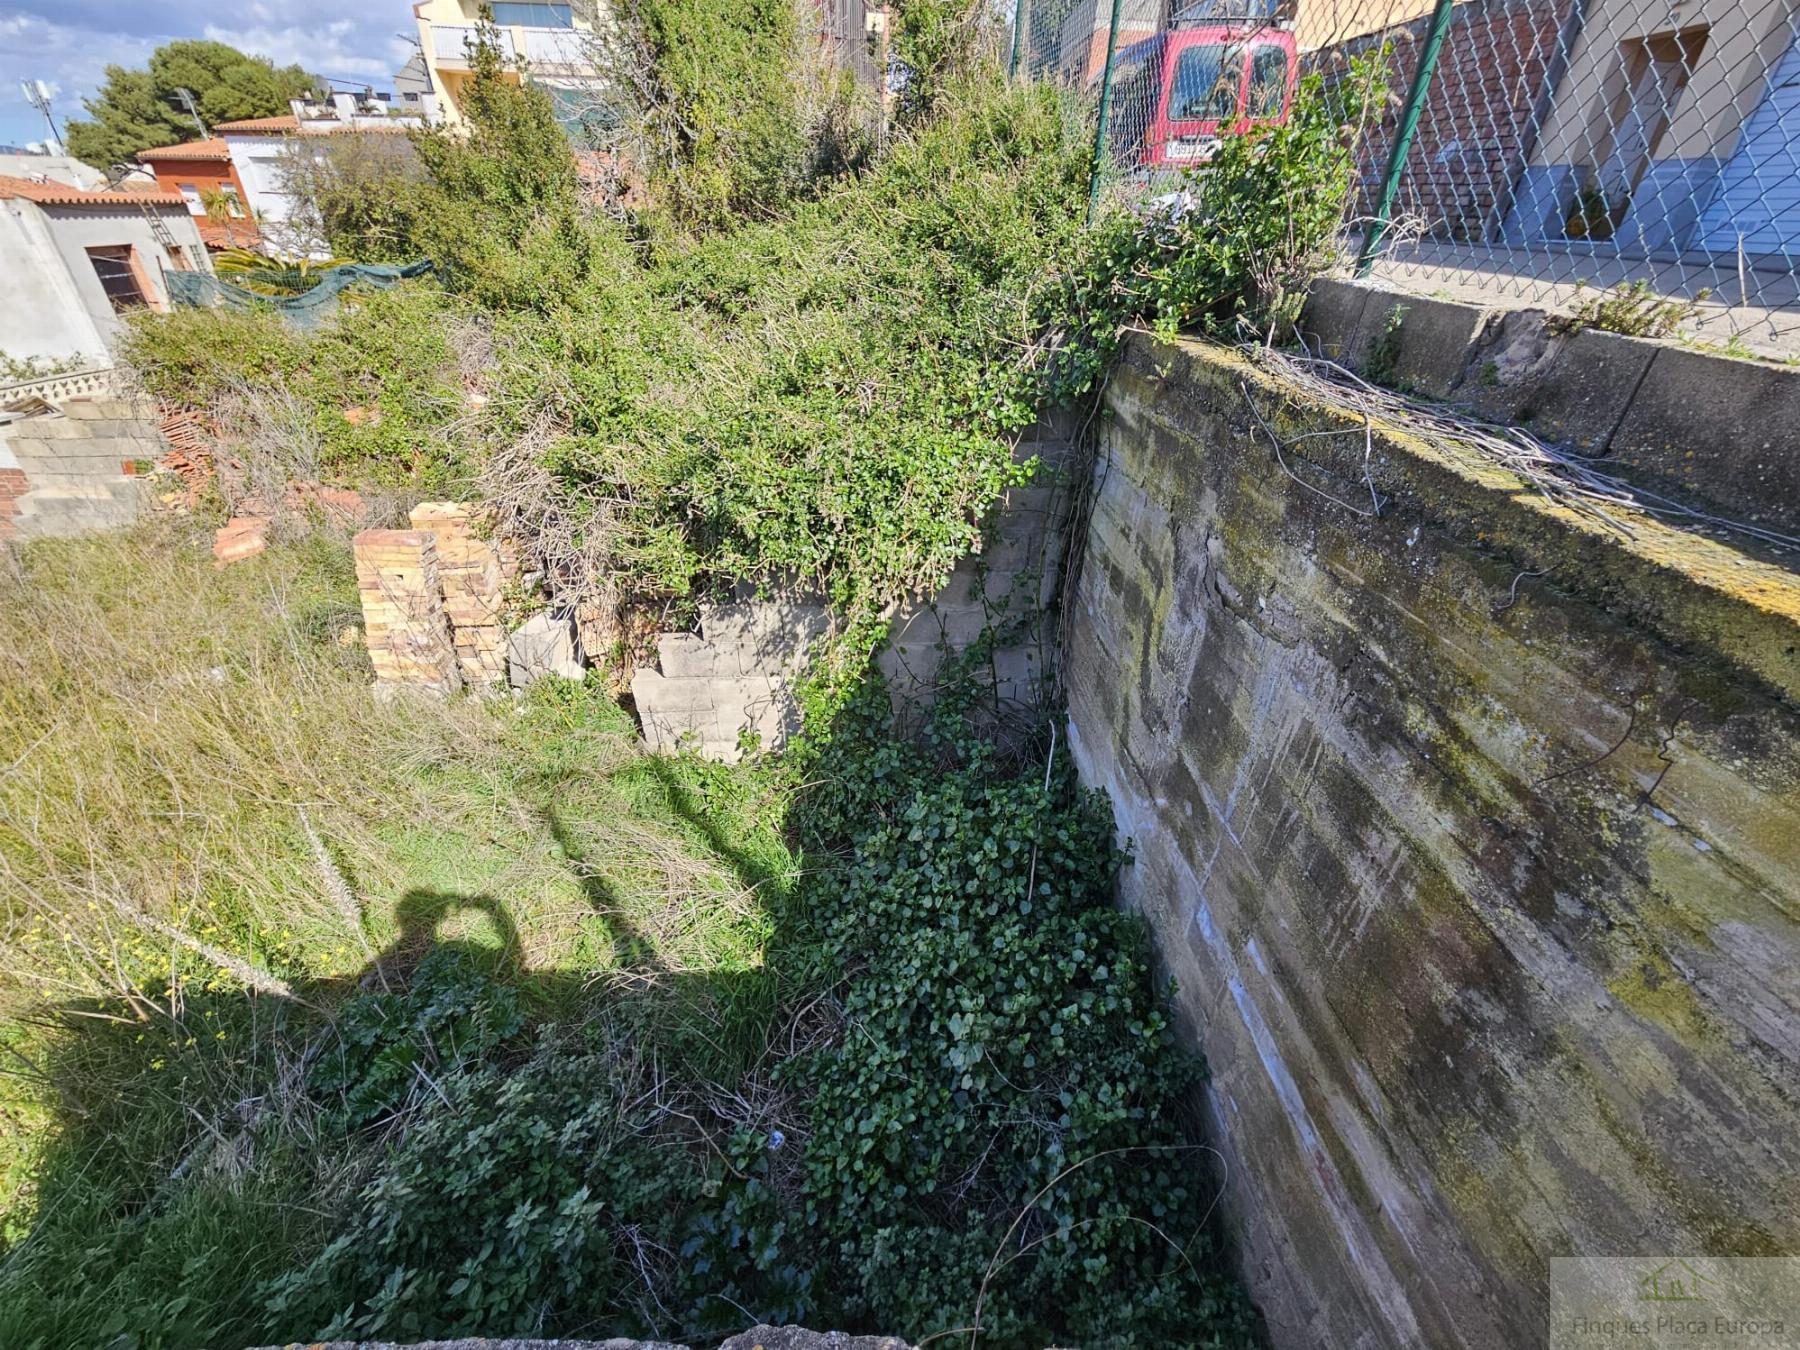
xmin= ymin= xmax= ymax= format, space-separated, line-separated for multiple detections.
xmin=0 ymin=202 xmax=208 ymax=365
xmin=225 ymin=135 xmax=294 ymax=225
xmin=0 ymin=203 xmax=108 ymax=365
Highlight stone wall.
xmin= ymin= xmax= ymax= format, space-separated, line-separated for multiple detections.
xmin=0 ymin=394 xmax=161 ymax=540
xmin=1064 ymin=334 xmax=1800 ymax=1349
xmin=631 ymin=424 xmax=1077 ymax=761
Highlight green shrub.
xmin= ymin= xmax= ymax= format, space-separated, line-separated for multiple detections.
xmin=1048 ymin=54 xmax=1391 ymax=401
xmin=769 ymin=691 xmax=1257 ymax=1346
xmin=309 ymin=948 xmax=525 ymax=1126
xmin=265 ymin=1038 xmax=703 ymax=1340
xmin=120 ymin=283 xmax=476 ymax=494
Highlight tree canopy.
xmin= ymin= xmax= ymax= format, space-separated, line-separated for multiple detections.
xmin=65 ymin=40 xmax=317 ymax=171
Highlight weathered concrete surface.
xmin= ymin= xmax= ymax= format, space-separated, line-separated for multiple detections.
xmin=0 ymin=394 xmax=161 ymax=539
xmin=1065 ymin=333 xmax=1800 ymax=1349
xmin=1298 ymin=277 xmax=1800 ymax=526
xmin=1608 ymin=345 xmax=1800 ymax=534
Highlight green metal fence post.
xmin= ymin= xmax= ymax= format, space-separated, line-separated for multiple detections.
xmin=1086 ymin=0 xmax=1127 ymax=222
xmin=1009 ymin=0 xmax=1030 ymax=77
xmin=1355 ymin=0 xmax=1456 ymax=277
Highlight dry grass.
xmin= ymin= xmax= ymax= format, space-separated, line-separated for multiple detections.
xmin=0 ymin=516 xmax=790 ymax=1021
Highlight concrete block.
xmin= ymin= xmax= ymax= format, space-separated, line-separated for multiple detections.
xmin=715 ymin=687 xmax=800 ymax=751
xmin=507 ymin=612 xmax=585 ymax=688
xmin=655 ymin=632 xmax=724 ymax=679
xmin=923 ymin=605 xmax=994 ymax=646
xmin=1296 ymin=277 xmax=1376 ymax=365
xmin=877 ymin=641 xmax=945 ymax=691
xmin=972 ymin=530 xmax=1045 ymax=573
xmin=1379 ymin=294 xmax=1494 ymax=399
xmin=1456 ymin=319 xmax=1656 ymax=451
xmin=636 ymin=701 xmax=712 ymax=755
xmin=630 ymin=668 xmax=714 ymax=713
xmin=1607 ymin=346 xmax=1800 ymax=533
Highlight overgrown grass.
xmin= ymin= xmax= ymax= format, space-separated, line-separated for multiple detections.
xmin=0 ymin=523 xmax=1255 ymax=1347
xmin=0 ymin=521 xmax=797 ymax=1347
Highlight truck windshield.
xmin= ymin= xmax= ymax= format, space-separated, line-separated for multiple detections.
xmin=1170 ymin=43 xmax=1242 ymax=122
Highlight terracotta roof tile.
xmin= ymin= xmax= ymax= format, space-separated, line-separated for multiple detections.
xmin=0 ymin=174 xmax=187 ymax=209
xmin=195 ymin=216 xmax=262 ymax=250
xmin=213 ymin=115 xmax=300 ymax=133
xmin=137 ymin=138 xmax=233 ymax=162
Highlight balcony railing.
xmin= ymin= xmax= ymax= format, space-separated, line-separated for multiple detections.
xmin=429 ymin=23 xmax=595 ymax=69
xmin=520 ymin=27 xmax=593 ymax=65
xmin=429 ymin=24 xmax=518 ymax=63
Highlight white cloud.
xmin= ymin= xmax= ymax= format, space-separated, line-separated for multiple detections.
xmin=0 ymin=1 xmax=410 ymax=147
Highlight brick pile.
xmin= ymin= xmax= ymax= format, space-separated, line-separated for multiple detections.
xmin=0 ymin=466 xmax=25 ymax=544
xmin=352 ymin=529 xmax=461 ymax=696
xmin=156 ymin=406 xmax=216 ymax=509
xmin=408 ymin=502 xmax=507 ymax=687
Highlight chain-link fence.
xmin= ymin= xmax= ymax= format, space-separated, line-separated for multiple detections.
xmin=1012 ymin=0 xmax=1800 ymax=355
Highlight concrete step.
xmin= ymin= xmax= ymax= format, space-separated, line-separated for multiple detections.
xmin=13 ymin=481 xmax=149 ymax=539
xmin=15 ymin=471 xmax=149 ymax=493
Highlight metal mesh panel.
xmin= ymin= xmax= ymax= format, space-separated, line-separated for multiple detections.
xmin=1013 ymin=0 xmax=1800 ymax=355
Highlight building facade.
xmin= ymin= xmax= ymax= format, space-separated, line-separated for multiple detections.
xmin=136 ymin=139 xmax=261 ymax=252
xmin=0 ymin=176 xmax=209 ymax=365
xmin=216 ymin=94 xmax=428 ymax=258
xmin=412 ymin=0 xmax=609 ymax=133
xmin=1501 ymin=0 xmax=1800 ymax=261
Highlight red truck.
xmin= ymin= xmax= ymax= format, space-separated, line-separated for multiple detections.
xmin=1104 ymin=24 xmax=1299 ymax=171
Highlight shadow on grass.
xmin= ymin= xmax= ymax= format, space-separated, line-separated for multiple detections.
xmin=0 ymin=667 xmax=1259 ymax=1350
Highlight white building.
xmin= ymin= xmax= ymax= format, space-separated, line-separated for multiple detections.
xmin=216 ymin=93 xmax=430 ymax=258
xmin=0 ymin=175 xmax=210 ymax=367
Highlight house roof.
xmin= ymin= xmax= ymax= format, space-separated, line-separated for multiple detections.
xmin=0 ymin=174 xmax=187 ymax=209
xmin=195 ymin=215 xmax=262 ymax=250
xmin=137 ymin=138 xmax=233 ymax=163
xmin=214 ymin=115 xmax=301 ymax=134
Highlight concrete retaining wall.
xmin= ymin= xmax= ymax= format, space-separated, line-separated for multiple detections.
xmin=1299 ymin=277 xmax=1800 ymax=537
xmin=631 ymin=424 xmax=1078 ymax=760
xmin=1065 ymin=333 xmax=1800 ymax=1348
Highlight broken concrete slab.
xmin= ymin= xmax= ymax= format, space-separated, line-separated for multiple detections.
xmin=508 ymin=612 xmax=585 ymax=688
xmin=1457 ymin=323 xmax=1658 ymax=451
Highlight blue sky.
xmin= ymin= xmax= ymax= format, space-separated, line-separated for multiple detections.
xmin=0 ymin=0 xmax=415 ymax=150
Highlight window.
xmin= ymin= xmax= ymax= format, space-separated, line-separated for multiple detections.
xmin=177 ymin=182 xmax=205 ymax=216
xmin=489 ymin=2 xmax=573 ymax=26
xmin=1170 ymin=43 xmax=1242 ymax=123
xmin=85 ymin=245 xmax=149 ymax=312
xmin=1247 ymin=44 xmax=1289 ymax=120
xmin=220 ymin=184 xmax=246 ymax=218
